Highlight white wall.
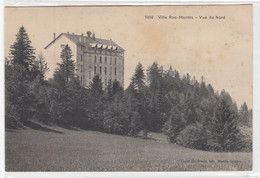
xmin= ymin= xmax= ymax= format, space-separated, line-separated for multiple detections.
xmin=44 ymin=35 xmax=77 ymax=79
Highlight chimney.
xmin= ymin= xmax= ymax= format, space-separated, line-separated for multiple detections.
xmin=53 ymin=33 xmax=56 ymax=40
xmin=87 ymin=31 xmax=92 ymax=37
xmin=81 ymin=34 xmax=84 ymax=43
xmin=110 ymin=39 xmax=112 ymax=46
xmin=92 ymin=32 xmax=95 ymax=40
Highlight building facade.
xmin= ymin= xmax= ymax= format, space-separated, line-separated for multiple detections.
xmin=44 ymin=31 xmax=125 ymax=88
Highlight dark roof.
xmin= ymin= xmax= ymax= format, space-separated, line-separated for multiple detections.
xmin=44 ymin=33 xmax=124 ymax=51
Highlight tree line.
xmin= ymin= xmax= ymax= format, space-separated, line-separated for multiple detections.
xmin=5 ymin=26 xmax=252 ymax=152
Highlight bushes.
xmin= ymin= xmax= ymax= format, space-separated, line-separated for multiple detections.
xmin=162 ymin=106 xmax=185 ymax=143
xmin=170 ymin=123 xmax=252 ymax=152
xmin=176 ymin=123 xmax=207 ymax=150
xmin=103 ymin=101 xmax=142 ymax=136
xmin=48 ymin=78 xmax=90 ymax=128
xmin=5 ymin=104 xmax=23 ymax=129
xmin=239 ymin=134 xmax=252 ymax=152
xmin=103 ymin=104 xmax=130 ymax=135
xmin=128 ymin=111 xmax=143 ymax=137
xmin=163 ymin=90 xmax=252 ymax=152
xmin=236 ymin=126 xmax=252 ymax=152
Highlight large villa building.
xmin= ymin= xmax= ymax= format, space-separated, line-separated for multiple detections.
xmin=44 ymin=31 xmax=125 ymax=88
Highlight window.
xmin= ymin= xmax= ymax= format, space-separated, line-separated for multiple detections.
xmin=105 ymin=67 xmax=107 ymax=75
xmin=80 ymin=76 xmax=82 ymax=84
xmin=105 ymin=57 xmax=107 ymax=64
xmin=94 ymin=66 xmax=96 ymax=74
xmin=89 ymin=71 xmax=91 ymax=79
xmin=114 ymin=68 xmax=117 ymax=75
xmin=115 ymin=57 xmax=117 ymax=64
xmin=100 ymin=67 xmax=102 ymax=74
xmin=110 ymin=57 xmax=112 ymax=65
xmin=81 ymin=65 xmax=82 ymax=72
xmin=110 ymin=67 xmax=112 ymax=75
xmin=100 ymin=56 xmax=102 ymax=63
xmin=80 ymin=55 xmax=83 ymax=61
xmin=94 ymin=56 xmax=97 ymax=63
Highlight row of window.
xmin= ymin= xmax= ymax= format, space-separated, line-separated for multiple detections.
xmin=94 ymin=56 xmax=117 ymax=65
xmin=80 ymin=76 xmax=121 ymax=85
xmin=79 ymin=65 xmax=118 ymax=81
xmin=88 ymin=78 xmax=119 ymax=86
xmin=80 ymin=74 xmax=122 ymax=86
xmin=81 ymin=75 xmax=120 ymax=85
xmin=93 ymin=66 xmax=117 ymax=76
xmin=80 ymin=54 xmax=118 ymax=65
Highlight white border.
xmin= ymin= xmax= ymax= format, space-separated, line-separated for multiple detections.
xmin=0 ymin=0 xmax=4 ymax=176
xmin=1 ymin=1 xmax=260 ymax=177
xmin=253 ymin=1 xmax=260 ymax=177
xmin=3 ymin=0 xmax=260 ymax=6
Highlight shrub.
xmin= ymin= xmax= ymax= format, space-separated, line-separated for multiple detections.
xmin=176 ymin=123 xmax=207 ymax=150
xmin=103 ymin=103 xmax=130 ymax=135
xmin=162 ymin=106 xmax=185 ymax=143
xmin=128 ymin=111 xmax=142 ymax=137
xmin=236 ymin=126 xmax=252 ymax=152
xmin=206 ymin=91 xmax=241 ymax=152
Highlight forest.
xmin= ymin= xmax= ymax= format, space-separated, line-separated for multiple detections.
xmin=5 ymin=26 xmax=252 ymax=152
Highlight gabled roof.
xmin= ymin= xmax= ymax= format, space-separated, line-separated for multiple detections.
xmin=44 ymin=33 xmax=64 ymax=50
xmin=44 ymin=33 xmax=124 ymax=52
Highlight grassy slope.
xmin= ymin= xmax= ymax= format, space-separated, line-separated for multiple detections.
xmin=5 ymin=125 xmax=252 ymax=171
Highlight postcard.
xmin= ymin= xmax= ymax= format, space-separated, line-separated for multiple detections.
xmin=4 ymin=5 xmax=253 ymax=174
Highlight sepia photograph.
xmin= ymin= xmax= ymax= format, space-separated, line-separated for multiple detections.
xmin=4 ymin=5 xmax=253 ymax=172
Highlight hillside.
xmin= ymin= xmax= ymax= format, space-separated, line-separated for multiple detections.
xmin=5 ymin=123 xmax=252 ymax=172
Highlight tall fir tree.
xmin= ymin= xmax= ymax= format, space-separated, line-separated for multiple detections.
xmin=9 ymin=26 xmax=38 ymax=80
xmin=105 ymin=79 xmax=113 ymax=101
xmin=6 ymin=26 xmax=38 ymax=125
xmin=146 ymin=62 xmax=167 ymax=131
xmin=132 ymin=62 xmax=146 ymax=92
xmin=238 ymin=102 xmax=249 ymax=126
xmin=89 ymin=75 xmax=103 ymax=96
xmin=207 ymin=90 xmax=240 ymax=151
xmin=87 ymin=75 xmax=104 ymax=130
xmin=37 ymin=52 xmax=49 ymax=82
xmin=57 ymin=45 xmax=75 ymax=83
xmin=162 ymin=105 xmax=185 ymax=143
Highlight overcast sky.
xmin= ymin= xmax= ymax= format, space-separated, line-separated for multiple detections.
xmin=5 ymin=5 xmax=252 ymax=108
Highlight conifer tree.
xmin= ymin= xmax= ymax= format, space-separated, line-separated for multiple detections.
xmin=58 ymin=44 xmax=75 ymax=82
xmin=9 ymin=26 xmax=37 ymax=79
xmin=87 ymin=75 xmax=104 ymax=130
xmin=89 ymin=75 xmax=103 ymax=96
xmin=238 ymin=102 xmax=249 ymax=126
xmin=10 ymin=26 xmax=35 ymax=66
xmin=111 ymin=80 xmax=123 ymax=100
xmin=125 ymin=63 xmax=148 ymax=136
xmin=133 ymin=62 xmax=146 ymax=92
xmin=146 ymin=62 xmax=167 ymax=131
xmin=37 ymin=52 xmax=49 ymax=82
xmin=105 ymin=79 xmax=113 ymax=101
xmin=207 ymin=90 xmax=240 ymax=151
xmin=6 ymin=26 xmax=38 ymax=125
xmin=162 ymin=105 xmax=185 ymax=143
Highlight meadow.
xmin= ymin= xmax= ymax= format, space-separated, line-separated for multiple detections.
xmin=5 ymin=123 xmax=252 ymax=172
